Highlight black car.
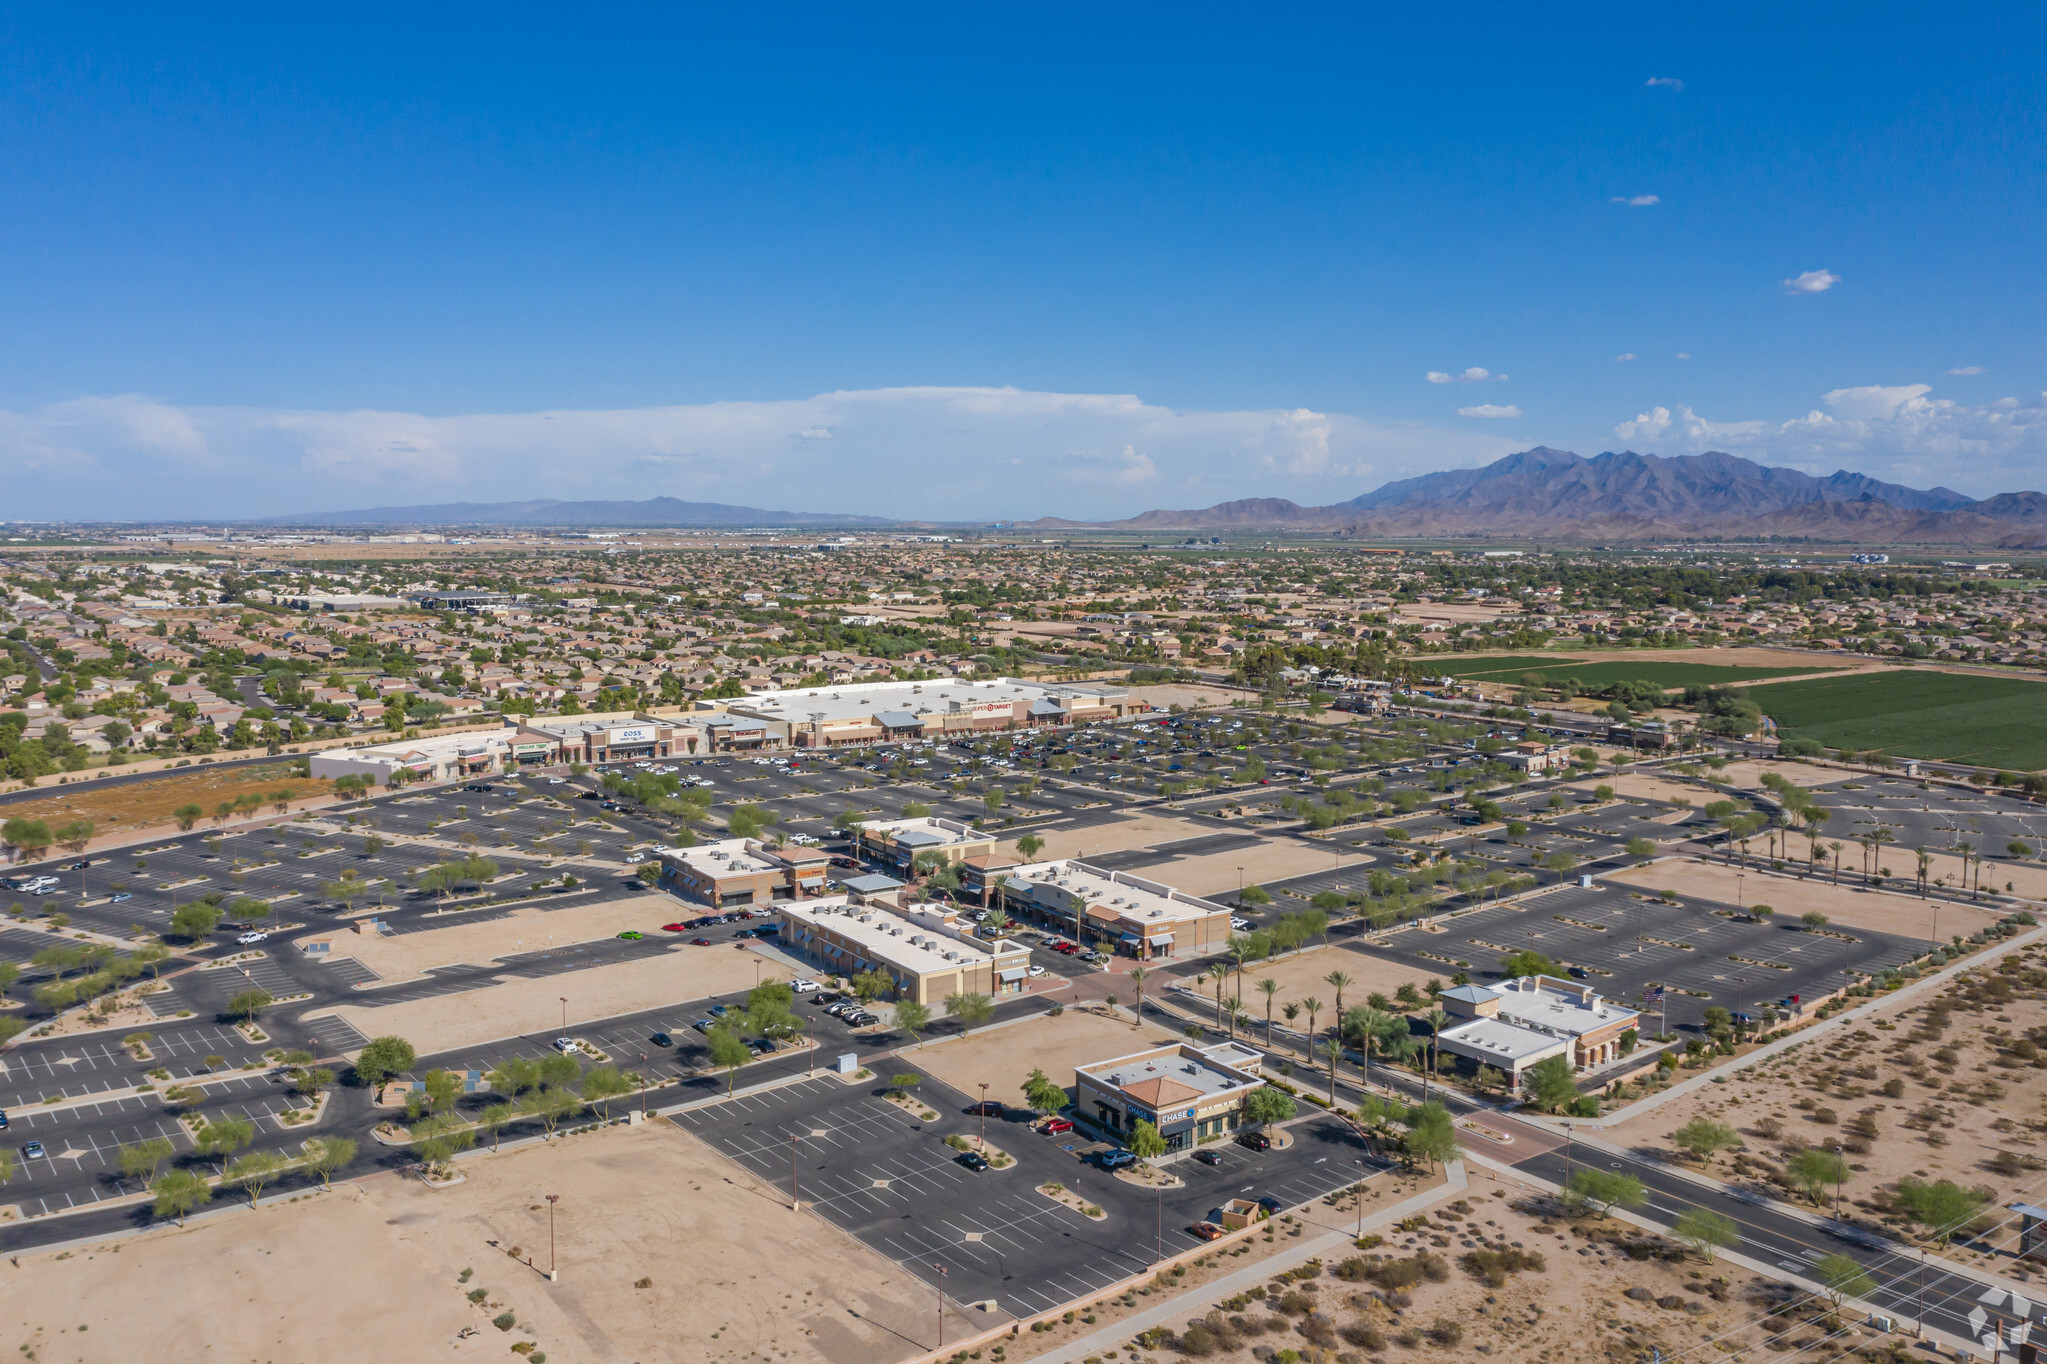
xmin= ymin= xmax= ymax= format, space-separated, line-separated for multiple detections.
xmin=812 ymin=991 xmax=843 ymax=1005
xmin=956 ymin=1151 xmax=990 ymax=1173
xmin=1237 ymin=1130 xmax=1271 ymax=1152
xmin=578 ymin=791 xmax=602 ymax=800
xmin=650 ymin=1032 xmax=673 ymax=1047
xmin=1193 ymin=1149 xmax=1222 ymax=1167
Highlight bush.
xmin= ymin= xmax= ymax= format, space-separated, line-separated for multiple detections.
xmin=1459 ymin=1246 xmax=1546 ymax=1287
xmin=492 ymin=1312 xmax=517 ymax=1331
xmin=1339 ymin=1322 xmax=1386 ymax=1350
xmin=1426 ymin=1318 xmax=1463 ymax=1346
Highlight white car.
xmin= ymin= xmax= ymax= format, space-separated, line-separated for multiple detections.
xmin=624 ymin=852 xmax=646 ymax=864
xmin=236 ymin=932 xmax=269 ymax=945
xmin=547 ymin=777 xmax=565 ymax=785
xmin=552 ymin=1037 xmax=577 ymax=1053
xmin=789 ymin=978 xmax=821 ymax=993
xmin=1026 ymin=964 xmax=1048 ymax=977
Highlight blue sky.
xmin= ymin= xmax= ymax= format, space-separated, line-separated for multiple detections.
xmin=2 ymin=5 xmax=2043 ymax=519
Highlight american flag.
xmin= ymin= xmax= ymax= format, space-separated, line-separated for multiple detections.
xmin=1643 ymin=985 xmax=1665 ymax=1004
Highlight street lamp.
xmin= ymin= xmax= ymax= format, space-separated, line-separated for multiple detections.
xmin=933 ymin=1262 xmax=948 ymax=1348
xmin=640 ymin=1053 xmax=648 ymax=1118
xmin=546 ymin=1194 xmax=559 ymax=1277
xmin=978 ymin=1083 xmax=990 ymax=1151
xmin=1356 ymin=1158 xmax=1367 ymax=1237
xmin=559 ymin=996 xmax=568 ymax=1033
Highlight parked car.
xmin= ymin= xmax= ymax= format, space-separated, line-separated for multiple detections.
xmin=1193 ymin=1149 xmax=1223 ymax=1167
xmin=812 ymin=992 xmax=843 ymax=1005
xmin=1236 ymin=1131 xmax=1271 ymax=1152
xmin=689 ymin=937 xmax=713 ymax=946
xmin=21 ymin=1141 xmax=44 ymax=1159
xmin=552 ymin=1037 xmax=577 ymax=1053
xmin=1189 ymin=1221 xmax=1229 ymax=1241
xmin=236 ymin=932 xmax=268 ymax=945
xmin=109 ymin=892 xmax=132 ymax=903
xmin=1099 ymin=1150 xmax=1139 ymax=1170
xmin=650 ymin=1032 xmax=673 ymax=1047
xmin=790 ymin=978 xmax=820 ymax=992
xmin=956 ymin=1151 xmax=990 ymax=1173
xmin=691 ymin=1019 xmax=716 ymax=1033
xmin=746 ymin=1038 xmax=776 ymax=1054
xmin=1026 ymin=964 xmax=1048 ymax=977
xmin=1038 ymin=1117 xmax=1074 ymax=1135
xmin=660 ymin=922 xmax=688 ymax=932
xmin=707 ymin=1004 xmax=733 ymax=1017
xmin=616 ymin=930 xmax=644 ymax=941
xmin=964 ymin=1100 xmax=1003 ymax=1117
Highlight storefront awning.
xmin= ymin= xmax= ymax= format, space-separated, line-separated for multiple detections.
xmin=1119 ymin=933 xmax=1142 ymax=943
xmin=1148 ymin=933 xmax=1174 ymax=946
xmin=997 ymin=968 xmax=1026 ymax=982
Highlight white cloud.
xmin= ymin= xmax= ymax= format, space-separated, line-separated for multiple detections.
xmin=1946 ymin=366 xmax=1984 ymax=376
xmin=1783 ymin=269 xmax=1841 ymax=294
xmin=1676 ymin=352 xmax=1692 ymax=360
xmin=1425 ymin=367 xmax=1507 ymax=384
xmin=0 ymin=386 xmax=1524 ymax=521
xmin=1614 ymin=353 xmax=1637 ymax=362
xmin=1457 ymin=404 xmax=1523 ymax=419
xmin=1613 ymin=384 xmax=2047 ymax=493
xmin=1610 ymin=194 xmax=1660 ymax=206
xmin=1644 ymin=76 xmax=1683 ymax=90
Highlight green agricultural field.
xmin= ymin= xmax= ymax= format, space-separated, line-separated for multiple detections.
xmin=1517 ymin=661 xmax=1836 ymax=690
xmin=1750 ymin=669 xmax=2047 ymax=771
xmin=1428 ymin=655 xmax=1586 ymax=677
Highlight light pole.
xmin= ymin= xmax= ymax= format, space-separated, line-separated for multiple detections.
xmin=559 ymin=996 xmax=568 ymax=1034
xmin=791 ymin=1132 xmax=801 ymax=1210
xmin=933 ymin=1262 xmax=948 ymax=1348
xmin=640 ymin=1053 xmax=648 ymax=1118
xmin=546 ymin=1194 xmax=559 ymax=1278
xmin=1356 ymin=1158 xmax=1367 ymax=1237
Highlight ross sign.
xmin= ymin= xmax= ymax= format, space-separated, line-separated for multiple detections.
xmin=608 ymin=726 xmax=652 ymax=744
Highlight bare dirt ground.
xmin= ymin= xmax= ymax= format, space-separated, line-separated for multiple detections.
xmin=1607 ymin=943 xmax=2047 ymax=1266
xmin=1129 ymin=683 xmax=1261 ymax=712
xmin=293 ymin=895 xmax=688 ymax=982
xmin=1599 ymin=773 xmax=1712 ymax=806
xmin=0 ymin=761 xmax=339 ymax=834
xmin=1027 ymin=811 xmax=1212 ymax=862
xmin=1194 ymin=942 xmax=1443 ymax=1033
xmin=1167 ymin=841 xmax=1351 ymax=899
xmin=311 ymin=945 xmax=792 ymax=1056
xmin=1071 ymin=1173 xmax=1792 ymax=1364
xmin=1606 ymin=857 xmax=2005 ymax=942
xmin=910 ymin=1007 xmax=1184 ymax=1106
xmin=0 ymin=1119 xmax=977 ymax=1364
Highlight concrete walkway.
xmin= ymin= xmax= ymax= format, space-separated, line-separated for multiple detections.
xmin=1023 ymin=1161 xmax=1469 ymax=1364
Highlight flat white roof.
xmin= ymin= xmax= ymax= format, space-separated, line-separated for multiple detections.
xmin=1005 ymin=859 xmax=1231 ymax=928
xmin=1077 ymin=1043 xmax=1263 ymax=1099
xmin=1437 ymin=1017 xmax=1571 ymax=1066
xmin=780 ymin=896 xmax=1024 ymax=976
xmin=862 ymin=816 xmax=989 ymax=848
xmin=671 ymin=837 xmax=781 ymax=878
xmin=1492 ymin=977 xmax=1639 ymax=1038
xmin=729 ymin=677 xmax=1125 ymax=726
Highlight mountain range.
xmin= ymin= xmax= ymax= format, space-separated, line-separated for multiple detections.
xmin=1028 ymin=448 xmax=2047 ymax=546
xmin=256 ymin=497 xmax=896 ymax=528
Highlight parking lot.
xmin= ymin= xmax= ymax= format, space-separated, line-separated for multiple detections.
xmin=672 ymin=1070 xmax=1386 ymax=1316
xmin=1340 ymin=878 xmax=1926 ymax=1029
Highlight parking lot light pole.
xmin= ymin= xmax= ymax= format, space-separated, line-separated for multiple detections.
xmin=546 ymin=1194 xmax=559 ymax=1278
xmin=934 ymin=1262 xmax=947 ymax=1348
xmin=1356 ymin=1158 xmax=1367 ymax=1237
xmin=640 ymin=1054 xmax=648 ymax=1118
xmin=559 ymin=997 xmax=567 ymax=1033
xmin=979 ymin=1083 xmax=989 ymax=1149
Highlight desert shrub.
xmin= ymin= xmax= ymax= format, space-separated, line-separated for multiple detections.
xmin=1459 ymin=1246 xmax=1547 ymax=1287
xmin=1340 ymin=1322 xmax=1386 ymax=1350
xmin=1427 ymin=1318 xmax=1464 ymax=1346
xmin=1359 ymin=1252 xmax=1449 ymax=1290
xmin=1274 ymin=1290 xmax=1314 ymax=1316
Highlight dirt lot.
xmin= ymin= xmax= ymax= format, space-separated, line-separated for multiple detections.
xmin=1606 ymin=856 xmax=2005 ymax=942
xmin=0 ymin=1119 xmax=973 ymax=1364
xmin=1028 ymin=812 xmax=1213 ymax=863
xmin=293 ymin=895 xmax=689 ymax=983
xmin=1607 ymin=944 xmax=2047 ymax=1265
xmin=1075 ymin=1174 xmax=1793 ymax=1364
xmin=911 ymin=1006 xmax=1183 ymax=1106
xmin=1224 ymin=942 xmax=1444 ymax=1025
xmin=311 ymin=944 xmax=792 ymax=1056
xmin=1598 ymin=773 xmax=1713 ymax=806
xmin=2 ymin=761 xmax=338 ymax=841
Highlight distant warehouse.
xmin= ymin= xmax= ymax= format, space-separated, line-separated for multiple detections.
xmin=705 ymin=676 xmax=1144 ymax=749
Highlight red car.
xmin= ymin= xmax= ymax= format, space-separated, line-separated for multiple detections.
xmin=690 ymin=937 xmax=714 ymax=946
xmin=1189 ymin=1222 xmax=1229 ymax=1242
xmin=660 ymin=922 xmax=689 ymax=932
xmin=1039 ymin=1117 xmax=1074 ymax=1135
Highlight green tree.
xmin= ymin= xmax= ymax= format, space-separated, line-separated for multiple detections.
xmin=1522 ymin=1054 xmax=1579 ymax=1112
xmin=708 ymin=1028 xmax=753 ymax=1095
xmin=228 ymin=988 xmax=272 ymax=1026
xmin=1894 ymin=1177 xmax=1986 ymax=1244
xmin=1624 ymin=837 xmax=1655 ymax=859
xmin=1403 ymin=1100 xmax=1458 ymax=1170
xmin=1243 ymin=1086 xmax=1296 ymax=1131
xmin=891 ymin=998 xmax=931 ymax=1041
xmin=152 ymin=1169 xmax=212 ymax=1225
xmin=420 ymin=1067 xmax=463 ymax=1113
xmin=304 ymin=1136 xmax=358 ymax=1188
xmin=1 ymin=818 xmax=53 ymax=860
xmin=225 ymin=1150 xmax=286 ymax=1206
xmin=1814 ymin=1253 xmax=1875 ymax=1307
xmin=1565 ymin=1167 xmax=1646 ymax=1215
xmin=1014 ymin=833 xmax=1045 ymax=861
xmin=1500 ymin=949 xmax=1557 ymax=979
xmin=1021 ymin=1067 xmax=1068 ymax=1117
xmin=169 ymin=901 xmax=224 ymax=941
xmin=580 ymin=1064 xmax=633 ymax=1119
xmin=411 ymin=1113 xmax=476 ymax=1169
xmin=1673 ymin=1207 xmax=1739 ymax=1263
xmin=1127 ymin=1119 xmax=1168 ymax=1159
xmin=193 ymin=1112 xmax=256 ymax=1159
xmin=1785 ymin=1147 xmax=1849 ymax=1207
xmin=477 ymin=1103 xmax=516 ymax=1152
xmin=942 ymin=991 xmax=995 ymax=1034
xmin=117 ymin=1136 xmax=176 ymax=1182
xmin=1671 ymin=1118 xmax=1741 ymax=1165
xmin=522 ymin=1084 xmax=581 ymax=1137
xmin=353 ymin=1035 xmax=418 ymax=1090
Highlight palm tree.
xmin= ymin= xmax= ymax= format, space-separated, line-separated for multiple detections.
xmin=1343 ymin=1005 xmax=1402 ymax=1091
xmin=1872 ymin=827 xmax=1895 ymax=881
xmin=1421 ymin=1006 xmax=1451 ymax=1102
xmin=1225 ymin=995 xmax=1242 ymax=1041
xmin=1207 ymin=963 xmax=1229 ymax=1027
xmin=1300 ymin=996 xmax=1323 ymax=1070
xmin=1280 ymin=1002 xmax=1301 ymax=1054
xmin=1324 ymin=970 xmax=1354 ymax=1027
xmin=1827 ymin=841 xmax=1845 ymax=886
xmin=1127 ymin=965 xmax=1149 ymax=1029
xmin=1801 ymin=805 xmax=1830 ymax=874
xmin=1256 ymin=978 xmax=1280 ymax=1047
xmin=1955 ymin=841 xmax=1977 ymax=898
xmin=1914 ymin=846 xmax=1932 ymax=897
